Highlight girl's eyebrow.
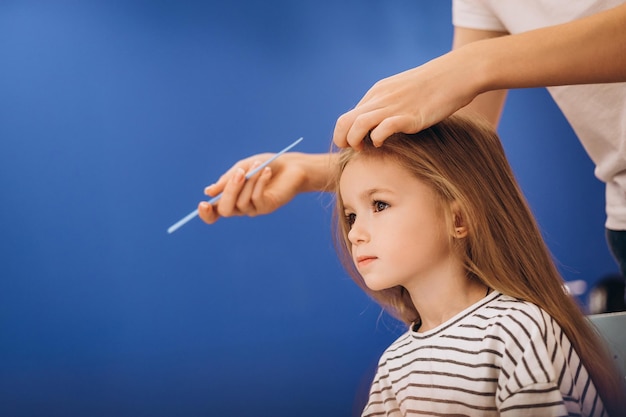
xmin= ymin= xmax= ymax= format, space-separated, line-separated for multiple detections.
xmin=341 ymin=187 xmax=394 ymax=211
xmin=360 ymin=187 xmax=394 ymax=199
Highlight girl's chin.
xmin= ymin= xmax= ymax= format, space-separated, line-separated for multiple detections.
xmin=363 ymin=277 xmax=397 ymax=292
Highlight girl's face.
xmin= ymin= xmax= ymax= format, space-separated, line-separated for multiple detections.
xmin=339 ymin=156 xmax=459 ymax=292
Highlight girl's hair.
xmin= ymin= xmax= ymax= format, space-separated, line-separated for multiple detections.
xmin=331 ymin=114 xmax=626 ymax=414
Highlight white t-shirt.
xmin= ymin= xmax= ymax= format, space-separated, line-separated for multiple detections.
xmin=362 ymin=291 xmax=605 ymax=416
xmin=453 ymin=0 xmax=626 ymax=230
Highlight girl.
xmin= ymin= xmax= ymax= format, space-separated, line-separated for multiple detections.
xmin=333 ymin=115 xmax=626 ymax=416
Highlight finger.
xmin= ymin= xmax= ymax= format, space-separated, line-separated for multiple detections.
xmin=204 ymin=182 xmax=221 ymax=197
xmin=205 ymin=157 xmax=258 ymax=197
xmin=345 ymin=108 xmax=388 ymax=149
xmin=197 ymin=201 xmax=219 ymax=224
xmin=235 ymin=161 xmax=263 ymax=214
xmin=214 ymin=167 xmax=246 ymax=217
xmin=333 ymin=109 xmax=359 ymax=148
xmin=205 ymin=166 xmax=237 ymax=197
xmin=250 ymin=166 xmax=274 ymax=214
xmin=369 ymin=115 xmax=423 ymax=147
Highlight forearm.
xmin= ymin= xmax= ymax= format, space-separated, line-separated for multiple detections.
xmin=465 ymin=3 xmax=626 ymax=93
xmin=456 ymin=90 xmax=507 ymax=128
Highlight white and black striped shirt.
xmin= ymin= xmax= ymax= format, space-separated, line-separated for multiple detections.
xmin=363 ymin=291 xmax=606 ymax=417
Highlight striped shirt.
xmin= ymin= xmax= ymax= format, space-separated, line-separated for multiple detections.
xmin=362 ymin=291 xmax=606 ymax=417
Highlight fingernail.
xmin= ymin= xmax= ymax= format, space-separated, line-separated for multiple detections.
xmin=248 ymin=160 xmax=262 ymax=175
xmin=204 ymin=184 xmax=214 ymax=194
xmin=199 ymin=202 xmax=209 ymax=210
xmin=233 ymin=168 xmax=245 ymax=183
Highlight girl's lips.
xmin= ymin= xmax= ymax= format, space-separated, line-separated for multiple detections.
xmin=356 ymin=256 xmax=377 ymax=267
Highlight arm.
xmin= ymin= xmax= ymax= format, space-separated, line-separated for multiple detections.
xmin=197 ymin=152 xmax=336 ymax=224
xmin=197 ymin=30 xmax=503 ymax=225
xmin=451 ymin=27 xmax=508 ymax=129
xmin=473 ymin=3 xmax=626 ymax=90
xmin=333 ymin=3 xmax=626 ymax=148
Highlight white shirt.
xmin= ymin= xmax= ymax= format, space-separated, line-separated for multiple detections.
xmin=453 ymin=0 xmax=626 ymax=230
xmin=362 ymin=291 xmax=605 ymax=416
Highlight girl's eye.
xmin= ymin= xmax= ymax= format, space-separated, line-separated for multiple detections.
xmin=373 ymin=201 xmax=389 ymax=212
xmin=345 ymin=213 xmax=356 ymax=228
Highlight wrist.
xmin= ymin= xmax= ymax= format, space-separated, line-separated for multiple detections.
xmin=459 ymin=40 xmax=501 ymax=95
xmin=286 ymin=152 xmax=336 ymax=193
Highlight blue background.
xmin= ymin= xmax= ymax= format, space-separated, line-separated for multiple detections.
xmin=0 ymin=1 xmax=617 ymax=416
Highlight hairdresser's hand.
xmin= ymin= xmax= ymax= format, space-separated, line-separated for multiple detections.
xmin=198 ymin=152 xmax=334 ymax=224
xmin=333 ymin=50 xmax=481 ymax=149
xmin=335 ymin=1 xmax=626 ymax=150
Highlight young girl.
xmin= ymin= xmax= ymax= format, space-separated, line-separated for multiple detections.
xmin=333 ymin=115 xmax=626 ymax=416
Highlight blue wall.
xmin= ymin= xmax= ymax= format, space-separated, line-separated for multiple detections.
xmin=0 ymin=1 xmax=616 ymax=416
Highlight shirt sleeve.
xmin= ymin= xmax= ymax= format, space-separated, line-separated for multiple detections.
xmin=494 ymin=306 xmax=609 ymax=417
xmin=452 ymin=0 xmax=507 ymax=31
xmin=361 ymin=364 xmax=403 ymax=417
xmin=495 ymin=312 xmax=570 ymax=416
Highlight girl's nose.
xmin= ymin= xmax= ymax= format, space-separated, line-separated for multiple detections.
xmin=348 ymin=218 xmax=369 ymax=244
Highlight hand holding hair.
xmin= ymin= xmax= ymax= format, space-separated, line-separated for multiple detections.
xmin=332 ymin=2 xmax=626 ymax=150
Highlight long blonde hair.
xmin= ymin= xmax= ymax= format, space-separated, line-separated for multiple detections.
xmin=332 ymin=114 xmax=626 ymax=415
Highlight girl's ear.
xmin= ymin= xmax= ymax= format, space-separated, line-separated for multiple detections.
xmin=451 ymin=202 xmax=468 ymax=239
xmin=454 ymin=225 xmax=468 ymax=239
